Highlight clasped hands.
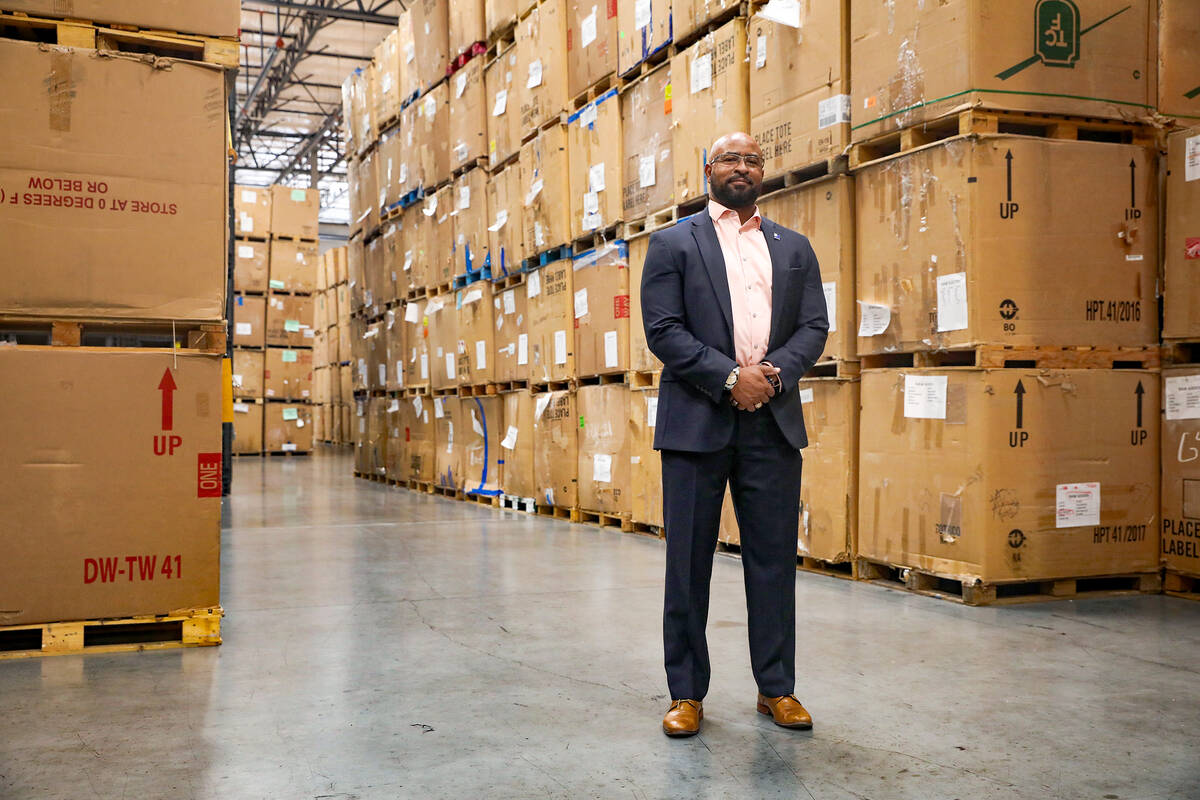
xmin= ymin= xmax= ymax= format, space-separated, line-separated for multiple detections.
xmin=730 ymin=362 xmax=782 ymax=412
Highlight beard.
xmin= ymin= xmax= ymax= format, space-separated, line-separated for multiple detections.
xmin=711 ymin=176 xmax=761 ymax=209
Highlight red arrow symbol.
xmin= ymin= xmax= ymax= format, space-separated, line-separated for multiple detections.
xmin=158 ymin=368 xmax=177 ymax=431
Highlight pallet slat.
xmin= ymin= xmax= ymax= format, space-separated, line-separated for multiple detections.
xmin=0 ymin=607 xmax=223 ymax=660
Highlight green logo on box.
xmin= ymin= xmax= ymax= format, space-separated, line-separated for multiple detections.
xmin=269 ymin=279 xmax=285 ymax=289
xmin=284 ymin=319 xmax=300 ymax=332
xmin=291 ymin=189 xmax=307 ymax=202
xmin=1035 ymin=0 xmax=1080 ymax=67
xmin=282 ymin=407 xmax=299 ymax=421
xmin=282 ymin=350 xmax=297 ymax=363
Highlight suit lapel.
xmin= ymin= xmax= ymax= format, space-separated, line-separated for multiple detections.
xmin=690 ymin=212 xmax=735 ymax=340
xmin=762 ymin=216 xmax=789 ymax=349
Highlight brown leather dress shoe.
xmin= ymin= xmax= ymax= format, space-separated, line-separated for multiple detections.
xmin=756 ymin=694 xmax=813 ymax=729
xmin=662 ymin=699 xmax=703 ymax=737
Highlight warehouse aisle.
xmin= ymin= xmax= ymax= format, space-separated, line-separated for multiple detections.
xmin=1 ymin=448 xmax=1198 ymax=800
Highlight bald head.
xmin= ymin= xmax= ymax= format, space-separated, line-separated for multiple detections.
xmin=709 ymin=132 xmax=762 ymax=160
xmin=704 ymin=131 xmax=765 ymax=216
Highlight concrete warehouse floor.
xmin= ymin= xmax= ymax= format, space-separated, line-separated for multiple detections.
xmin=1 ymin=448 xmax=1198 ymax=799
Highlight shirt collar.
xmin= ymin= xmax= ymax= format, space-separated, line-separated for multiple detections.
xmin=708 ymin=198 xmax=762 ymax=230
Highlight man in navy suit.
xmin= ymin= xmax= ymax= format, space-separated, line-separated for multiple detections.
xmin=641 ymin=132 xmax=829 ymax=737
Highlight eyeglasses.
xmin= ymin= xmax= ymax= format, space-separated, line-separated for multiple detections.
xmin=709 ymin=152 xmax=765 ymax=169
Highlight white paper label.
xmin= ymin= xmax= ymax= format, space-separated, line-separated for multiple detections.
xmin=690 ymin=53 xmax=713 ymax=94
xmin=404 ymin=41 xmax=415 ymax=63
xmin=517 ymin=333 xmax=529 ymax=365
xmin=580 ymin=8 xmax=597 ymax=47
xmin=423 ymin=195 xmax=438 ymax=216
xmin=489 ymin=209 xmax=509 ymax=232
xmin=241 ymin=189 xmax=258 ymax=204
xmin=604 ymin=330 xmax=619 ymax=368
xmin=458 ymin=185 xmax=471 ymax=210
xmin=414 ymin=396 xmax=424 ymax=418
xmin=239 ymin=214 xmax=254 ymax=233
xmin=471 ymin=408 xmax=485 ymax=437
xmin=405 ymin=302 xmax=421 ymax=323
xmin=231 ymin=373 xmax=244 ymax=388
xmin=423 ymin=95 xmax=436 ymax=118
xmin=857 ymin=301 xmax=891 ymax=337
xmin=238 ymin=245 xmax=255 ymax=259
xmin=588 ymin=163 xmax=606 ymax=193
xmin=282 ymin=443 xmax=297 ymax=452
xmin=936 ymin=272 xmax=969 ymax=333
xmin=487 ymin=422 xmax=515 ymax=451
xmin=799 ymin=388 xmax=815 ymax=404
xmin=455 ymin=72 xmax=467 ymax=98
xmin=1187 ymin=135 xmax=1200 ymax=182
xmin=574 ymin=288 xmax=589 ymax=319
xmin=420 ymin=354 xmax=429 ymax=379
xmin=463 ymin=288 xmax=483 ymax=305
xmin=903 ymin=375 xmax=948 ymax=420
xmin=389 ymin=399 xmax=400 ymax=413
xmin=234 ymin=402 xmax=249 ymax=413
xmin=475 ymin=340 xmax=487 ymax=369
xmin=503 ymin=290 xmax=517 ymax=315
xmin=527 ymin=270 xmax=542 ymax=298
xmin=445 ymin=352 xmax=456 ymax=379
xmin=1056 ymin=482 xmax=1101 ymax=528
xmin=579 ymin=103 xmax=597 ymax=128
xmin=525 ymin=177 xmax=544 ymax=206
xmin=635 ymin=0 xmax=651 ymax=29
xmin=593 ymin=453 xmax=612 ymax=483
xmin=378 ymin=364 xmax=387 ymax=384
xmin=493 ymin=89 xmax=508 ymax=117
xmin=822 ymin=282 xmax=837 ymax=333
xmin=534 ymin=221 xmax=546 ymax=247
xmin=399 ymin=163 xmax=409 ymax=184
xmin=638 ymin=155 xmax=656 ymax=188
xmin=756 ymin=34 xmax=767 ymax=69
xmin=434 ymin=397 xmax=445 ymax=418
xmin=1165 ymin=375 xmax=1200 ymax=420
xmin=527 ymin=59 xmax=543 ymax=89
xmin=535 ymin=393 xmax=552 ymax=420
xmin=647 ymin=397 xmax=658 ymax=427
xmin=446 ymin=421 xmax=454 ymax=452
xmin=235 ymin=322 xmax=252 ymax=336
xmin=554 ymin=330 xmax=568 ymax=364
xmin=818 ymin=94 xmax=852 ymax=130
xmin=760 ymin=0 xmax=802 ymax=27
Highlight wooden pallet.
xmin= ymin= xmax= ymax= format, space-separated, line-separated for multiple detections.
xmin=850 ymin=108 xmax=1159 ymax=170
xmin=672 ymin=2 xmax=748 ymax=53
xmin=402 ymin=385 xmax=432 ymax=397
xmin=458 ymin=383 xmax=499 ymax=397
xmin=492 ymin=269 xmax=528 ymax=290
xmin=804 ymin=359 xmax=861 ymax=380
xmin=629 ymin=370 xmax=661 ymax=390
xmin=860 ymin=345 xmax=1161 ymax=371
xmin=1162 ymin=340 xmax=1200 ymax=366
xmin=500 ymin=494 xmax=538 ymax=513
xmin=431 ymin=386 xmax=459 ymax=397
xmin=617 ymin=41 xmax=671 ymax=85
xmin=535 ymin=504 xmax=580 ymax=522
xmin=451 ymin=156 xmax=489 ymax=180
xmin=577 ymin=372 xmax=628 ymax=387
xmin=521 ymin=243 xmax=573 ymax=272
xmin=627 ymin=520 xmax=664 ymax=538
xmin=1164 ymin=571 xmax=1200 ymax=601
xmin=856 ymin=558 xmax=1162 ymax=606
xmin=431 ymin=484 xmax=463 ymax=500
xmin=485 ymin=19 xmax=517 ymax=61
xmin=519 ymin=111 xmax=572 ymax=145
xmin=531 ymin=379 xmax=573 ymax=393
xmin=465 ymin=491 xmax=501 ymax=507
xmin=0 ymin=318 xmax=226 ymax=353
xmin=760 ymin=155 xmax=850 ymax=196
xmin=0 ymin=10 xmax=238 ymax=68
xmin=571 ymin=73 xmax=618 ymax=111
xmin=623 ymin=205 xmax=678 ymax=239
xmin=797 ymin=556 xmax=856 ymax=580
xmin=487 ymin=148 xmax=521 ymax=176
xmin=405 ymin=286 xmax=429 ymax=302
xmin=495 ymin=379 xmax=530 ymax=392
xmin=572 ymin=223 xmax=623 ymax=255
xmin=0 ymin=607 xmax=222 ymax=660
xmin=676 ymin=194 xmax=709 ymax=220
xmin=578 ymin=509 xmax=629 ymax=529
xmin=405 ymin=479 xmax=435 ymax=494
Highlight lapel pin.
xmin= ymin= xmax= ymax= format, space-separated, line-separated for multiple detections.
xmin=773 ymin=232 xmax=780 ymax=240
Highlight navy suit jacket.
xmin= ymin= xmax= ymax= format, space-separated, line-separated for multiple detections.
xmin=640 ymin=209 xmax=829 ymax=452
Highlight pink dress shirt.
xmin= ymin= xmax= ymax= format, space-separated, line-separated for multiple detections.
xmin=708 ymin=200 xmax=772 ymax=367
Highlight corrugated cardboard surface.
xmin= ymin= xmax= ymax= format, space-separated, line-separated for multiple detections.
xmin=364 ymin=235 xmax=387 ymax=316
xmin=351 ymin=315 xmax=367 ymax=388
xmin=1 ymin=41 xmax=226 ymax=321
xmin=265 ymin=402 xmax=313 ymax=453
xmin=348 ymin=235 xmax=366 ymax=311
xmin=670 ymin=19 xmax=750 ymax=203
xmin=269 ymin=239 xmax=319 ymax=294
xmin=528 ymin=259 xmax=577 ymax=382
xmin=578 ymin=384 xmax=631 ymax=513
xmin=620 ymin=62 xmax=673 ymax=220
xmin=573 ymin=242 xmax=631 ymax=377
xmin=454 ymin=168 xmax=489 ymax=276
xmin=568 ymin=88 xmax=623 ymax=237
xmin=386 ymin=398 xmax=405 ymax=479
xmin=534 ymin=390 xmax=579 ymax=507
xmin=313 ymin=364 xmax=329 ymax=403
xmin=235 ymin=186 xmax=272 ymax=239
xmin=264 ymin=348 xmax=313 ymax=402
xmin=517 ymin=0 xmax=569 ymax=132
xmin=858 ymin=368 xmax=1159 ymax=583
xmin=486 ymin=161 xmax=524 ymax=276
xmin=234 ymin=295 xmax=266 ymax=348
xmin=435 ymin=395 xmax=464 ymax=488
xmin=856 ymin=137 xmax=1158 ymax=354
xmin=450 ymin=56 xmax=488 ymax=169
xmin=851 ymin=0 xmax=1156 ymax=139
xmin=313 ymin=403 xmax=327 ymax=442
xmin=270 ymin=186 xmax=320 ymax=240
xmin=1162 ymin=366 xmax=1200 ymax=576
xmin=487 ymin=0 xmax=520 ymax=41
xmin=495 ymin=283 xmax=529 ymax=382
xmin=233 ymin=401 xmax=264 ymax=454
xmin=234 ymin=239 xmax=270 ymax=294
xmin=450 ymin=0 xmax=487 ymax=56
xmin=501 ymin=390 xmax=537 ymax=497
xmin=458 ymin=281 xmax=496 ymax=385
xmin=404 ymin=298 xmax=431 ymax=387
xmin=758 ymin=175 xmax=855 ymax=364
xmin=0 ymin=348 xmax=221 ymax=626
xmin=521 ymin=124 xmax=573 ymax=253
xmin=617 ymin=0 xmax=671 ymax=76
xmin=412 ymin=0 xmax=451 ymax=92
xmin=398 ymin=8 xmax=421 ymax=101
xmin=486 ymin=46 xmax=522 ymax=168
xmin=797 ymin=377 xmax=858 ymax=562
xmin=567 ymin=0 xmax=619 ymax=98
xmin=410 ymin=199 xmax=435 ymax=291
xmin=265 ymin=294 xmax=315 ymax=348
xmin=385 ymin=310 xmax=405 ymax=391
xmin=1164 ymin=127 xmax=1200 ymax=339
xmin=417 ymin=84 xmax=452 ymax=191
xmin=382 ymin=220 xmax=406 ymax=306
xmin=350 ymin=148 xmax=381 ymax=237
xmin=427 ymin=292 xmax=459 ymax=391
xmin=1158 ymin=0 xmax=1200 ymax=121
xmin=463 ymin=395 xmax=504 ymax=493
xmin=377 ymin=129 xmax=406 ymax=215
xmin=674 ymin=0 xmax=740 ymax=41
xmin=232 ymin=349 xmax=265 ymax=399
xmin=431 ymin=185 xmax=455 ymax=284
xmin=630 ymin=388 xmax=663 ymax=527
xmin=373 ymin=31 xmax=402 ymax=125
xmin=367 ymin=396 xmax=388 ymax=476
xmin=627 ymin=233 xmax=663 ymax=374
xmin=404 ymin=394 xmax=435 ymax=482
xmin=0 ymin=0 xmax=240 ymax=37
xmin=364 ymin=320 xmax=386 ymax=392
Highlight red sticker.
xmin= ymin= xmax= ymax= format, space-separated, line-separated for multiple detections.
xmin=197 ymin=452 xmax=222 ymax=498
xmin=607 ymin=0 xmax=618 ymax=18
xmin=614 ymin=294 xmax=630 ymax=319
xmin=1186 ymin=237 xmax=1200 ymax=259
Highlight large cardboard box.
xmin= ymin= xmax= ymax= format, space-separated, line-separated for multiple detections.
xmin=365 ymin=320 xmax=387 ymax=392
xmin=426 ymin=291 xmax=460 ymax=391
xmin=340 ymin=364 xmax=354 ymax=404
xmin=627 ymin=233 xmax=663 ymax=374
xmin=578 ymin=383 xmax=631 ymax=514
xmin=457 ymin=281 xmax=496 ymax=385
xmin=573 ymin=242 xmax=630 ymax=378
xmin=312 ymin=364 xmax=329 ymax=403
xmin=856 ymin=137 xmax=1158 ymax=355
xmin=620 ymin=62 xmax=674 ymax=220
xmin=1158 ymin=0 xmax=1200 ymax=122
xmin=487 ymin=0 xmax=521 ymax=42
xmin=463 ymin=395 xmax=504 ymax=494
xmin=404 ymin=297 xmax=432 ymax=389
xmin=269 ymin=238 xmax=319 ymax=294
xmin=0 ymin=348 xmax=222 ymax=626
xmin=313 ymin=402 xmax=327 ymax=443
xmin=353 ymin=396 xmax=368 ymax=471
xmin=453 ymin=167 xmax=490 ymax=276
xmin=851 ymin=0 xmax=1156 ymax=140
xmin=232 ymin=349 xmax=265 ymax=399
xmin=385 ymin=309 xmax=406 ymax=391
xmin=378 ymin=125 xmax=414 ymax=214
xmin=327 ymin=246 xmax=349 ymax=287
xmin=450 ymin=0 xmax=487 ymax=56
xmin=534 ymin=389 xmax=579 ymax=507
xmin=568 ymin=88 xmax=623 ymax=236
xmin=367 ymin=396 xmax=389 ymax=477
xmin=1 ymin=40 xmax=226 ymax=322
xmin=450 ymin=55 xmax=488 ymax=170
xmin=486 ymin=45 xmax=523 ymax=169
xmin=0 ymin=0 xmax=239 ymax=37
xmin=234 ymin=294 xmax=266 ymax=348
xmin=233 ymin=400 xmax=264 ymax=454
xmin=521 ymin=124 xmax=573 ymax=253
xmin=340 ymin=404 xmax=352 ymax=446
xmin=409 ymin=200 xmax=435 ymax=292
xmin=430 ymin=185 xmax=456 ymax=286
xmin=758 ymin=175 xmax=855 ymax=364
xmin=416 ymin=84 xmax=452 ymax=190
xmin=486 ymin=161 xmax=525 ymax=277
xmin=674 ymin=0 xmax=739 ymax=41
xmin=314 ymin=327 xmax=329 ymax=368
xmin=403 ymin=394 xmax=436 ymax=482
xmin=347 ymin=235 xmax=366 ymax=312
xmin=749 ymin=3 xmax=850 ymax=177
xmin=566 ymin=0 xmax=619 ymax=99
xmin=1162 ymin=366 xmax=1200 ymax=578
xmin=235 ymin=186 xmax=272 ymax=239
xmin=235 ymin=239 xmax=270 ymax=294
xmin=858 ymin=368 xmax=1160 ymax=587
xmin=364 ymin=235 xmax=387 ymax=317
xmin=270 ymin=186 xmax=320 ymax=240
xmin=265 ymin=402 xmax=313 ymax=453
xmin=351 ymin=316 xmax=368 ymax=392
xmin=671 ymin=19 xmax=750 ymax=203
xmin=374 ymin=30 xmax=403 ymax=127
xmin=398 ymin=8 xmax=421 ymax=103
xmin=265 ymin=294 xmax=315 ymax=348
xmin=434 ymin=395 xmax=464 ymax=488
xmin=1164 ymin=127 xmax=1200 ymax=340
xmin=617 ymin=0 xmax=671 ymax=76
xmin=264 ymin=348 xmax=313 ymax=402
xmin=629 ymin=387 xmax=662 ymax=527
xmin=797 ymin=377 xmax=858 ymax=563
xmin=517 ymin=0 xmax=570 ymax=133
xmin=495 ymin=282 xmax=529 ymax=382
xmin=412 ymin=0 xmax=451 ymax=93
xmin=381 ymin=220 xmax=405 ymax=307
xmin=501 ymin=390 xmax=537 ymax=497
xmin=528 ymin=259 xmax=577 ymax=382
xmin=386 ymin=397 xmax=406 ymax=479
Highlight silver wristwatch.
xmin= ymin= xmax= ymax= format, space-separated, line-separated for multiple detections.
xmin=723 ymin=366 xmax=740 ymax=392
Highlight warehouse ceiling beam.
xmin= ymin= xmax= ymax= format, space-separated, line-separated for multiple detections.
xmin=241 ymin=0 xmax=399 ymax=25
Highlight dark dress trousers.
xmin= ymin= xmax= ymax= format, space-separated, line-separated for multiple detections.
xmin=641 ymin=209 xmax=829 ymax=701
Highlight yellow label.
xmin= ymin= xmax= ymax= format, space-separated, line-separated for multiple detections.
xmin=664 ymin=83 xmax=672 ymax=115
